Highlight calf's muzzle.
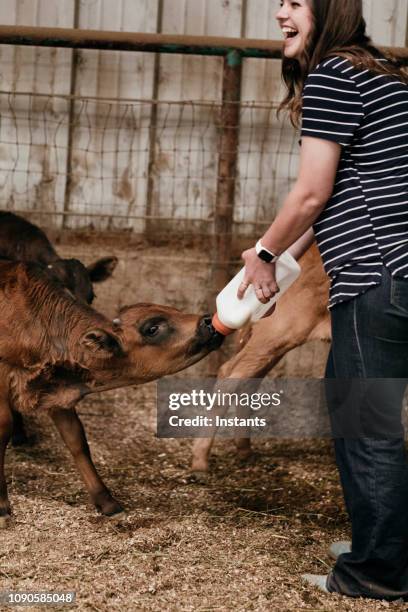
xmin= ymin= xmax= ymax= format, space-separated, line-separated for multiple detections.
xmin=196 ymin=315 xmax=224 ymax=351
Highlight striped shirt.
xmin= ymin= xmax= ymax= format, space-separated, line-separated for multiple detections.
xmin=301 ymin=55 xmax=408 ymax=308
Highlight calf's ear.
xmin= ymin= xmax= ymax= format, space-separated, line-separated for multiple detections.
xmin=80 ymin=328 xmax=124 ymax=357
xmin=87 ymin=257 xmax=118 ymax=282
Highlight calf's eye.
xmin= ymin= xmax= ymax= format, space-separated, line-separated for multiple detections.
xmin=139 ymin=317 xmax=171 ymax=341
xmin=146 ymin=324 xmax=160 ymax=337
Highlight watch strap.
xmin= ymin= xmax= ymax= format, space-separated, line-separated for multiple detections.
xmin=255 ymin=240 xmax=279 ymax=263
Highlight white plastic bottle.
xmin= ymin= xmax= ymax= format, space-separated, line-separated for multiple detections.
xmin=212 ymin=250 xmax=301 ymax=335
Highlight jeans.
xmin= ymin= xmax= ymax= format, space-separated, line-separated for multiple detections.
xmin=326 ymin=266 xmax=408 ymax=600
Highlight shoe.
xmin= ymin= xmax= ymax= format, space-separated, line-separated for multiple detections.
xmin=328 ymin=540 xmax=351 ymax=561
xmin=302 ymin=574 xmax=330 ymax=593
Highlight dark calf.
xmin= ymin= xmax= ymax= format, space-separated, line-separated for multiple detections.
xmin=0 ymin=211 xmax=118 ymax=304
xmin=0 ymin=261 xmax=222 ymax=525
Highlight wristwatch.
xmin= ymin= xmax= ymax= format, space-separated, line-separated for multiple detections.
xmin=255 ymin=240 xmax=279 ymax=264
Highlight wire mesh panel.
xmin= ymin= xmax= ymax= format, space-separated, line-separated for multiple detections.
xmin=70 ymin=0 xmax=159 ymax=231
xmin=0 ymin=91 xmax=71 ymax=227
xmin=0 ymin=0 xmax=74 ymax=226
xmin=64 ymin=96 xmax=154 ymax=232
xmin=236 ymin=102 xmax=299 ymax=235
xmin=0 ymin=91 xmax=298 ymax=238
xmin=149 ymin=100 xmax=220 ymax=230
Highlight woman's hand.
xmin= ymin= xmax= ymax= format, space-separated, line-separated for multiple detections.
xmin=237 ymin=247 xmax=280 ymax=304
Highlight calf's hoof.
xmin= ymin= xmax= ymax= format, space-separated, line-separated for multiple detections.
xmin=190 ymin=458 xmax=210 ymax=474
xmin=0 ymin=508 xmax=11 ymax=529
xmin=107 ymin=510 xmax=127 ymax=523
xmin=235 ymin=439 xmax=253 ymax=462
xmin=237 ymin=447 xmax=253 ymax=462
xmin=93 ymin=492 xmax=124 ymax=517
xmin=0 ymin=514 xmax=11 ymax=528
xmin=188 ymin=470 xmax=210 ymax=484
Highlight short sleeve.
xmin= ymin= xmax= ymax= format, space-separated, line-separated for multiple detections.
xmin=301 ymin=62 xmax=364 ymax=147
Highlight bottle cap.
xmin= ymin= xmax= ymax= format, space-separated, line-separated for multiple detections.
xmin=212 ymin=313 xmax=235 ymax=336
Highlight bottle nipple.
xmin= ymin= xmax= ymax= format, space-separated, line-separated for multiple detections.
xmin=212 ymin=313 xmax=235 ymax=336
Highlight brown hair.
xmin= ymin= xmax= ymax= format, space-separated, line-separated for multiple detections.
xmin=279 ymin=0 xmax=408 ymax=127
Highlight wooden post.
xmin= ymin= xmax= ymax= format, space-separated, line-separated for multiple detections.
xmin=62 ymin=0 xmax=80 ymax=230
xmin=145 ymin=0 xmax=164 ymax=241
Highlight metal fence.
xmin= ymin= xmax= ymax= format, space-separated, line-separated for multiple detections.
xmin=0 ymin=91 xmax=297 ymax=233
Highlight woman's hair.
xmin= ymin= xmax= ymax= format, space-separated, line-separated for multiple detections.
xmin=279 ymin=0 xmax=408 ymax=127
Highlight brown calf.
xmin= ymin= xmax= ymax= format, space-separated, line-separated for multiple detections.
xmin=0 ymin=260 xmax=222 ymax=525
xmin=191 ymin=244 xmax=331 ymax=473
xmin=0 ymin=211 xmax=119 ymax=446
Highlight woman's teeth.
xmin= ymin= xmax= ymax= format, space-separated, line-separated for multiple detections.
xmin=282 ymin=26 xmax=298 ymax=39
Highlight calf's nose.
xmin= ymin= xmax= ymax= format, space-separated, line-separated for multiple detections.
xmin=198 ymin=314 xmax=215 ymax=337
xmin=197 ymin=314 xmax=224 ymax=348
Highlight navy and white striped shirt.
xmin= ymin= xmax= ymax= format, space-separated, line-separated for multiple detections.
xmin=301 ymin=55 xmax=408 ymax=308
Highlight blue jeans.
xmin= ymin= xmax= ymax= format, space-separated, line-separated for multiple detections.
xmin=326 ymin=266 xmax=408 ymax=600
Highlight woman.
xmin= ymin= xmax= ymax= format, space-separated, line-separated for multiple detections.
xmin=240 ymin=0 xmax=408 ymax=601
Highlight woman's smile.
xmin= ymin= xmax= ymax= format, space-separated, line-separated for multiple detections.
xmin=276 ymin=0 xmax=313 ymax=59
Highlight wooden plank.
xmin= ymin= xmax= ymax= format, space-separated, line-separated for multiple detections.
xmin=363 ymin=0 xmax=407 ymax=46
xmin=67 ymin=0 xmax=159 ymax=230
xmin=406 ymin=1 xmax=408 ymax=47
xmin=212 ymin=53 xmax=242 ymax=303
xmin=0 ymin=0 xmax=74 ymax=226
xmin=152 ymin=0 xmax=243 ymax=226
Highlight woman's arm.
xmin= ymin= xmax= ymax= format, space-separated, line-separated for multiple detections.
xmin=260 ymin=137 xmax=341 ymax=253
xmin=288 ymin=227 xmax=315 ymax=260
xmin=238 ymin=137 xmax=341 ymax=302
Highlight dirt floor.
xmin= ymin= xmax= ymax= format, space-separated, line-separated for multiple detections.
xmin=1 ymin=383 xmax=407 ymax=612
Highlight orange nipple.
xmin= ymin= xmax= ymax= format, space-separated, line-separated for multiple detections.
xmin=212 ymin=313 xmax=235 ymax=336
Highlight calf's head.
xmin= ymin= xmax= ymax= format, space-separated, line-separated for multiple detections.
xmin=79 ymin=303 xmax=223 ymax=384
xmin=47 ymin=256 xmax=118 ymax=304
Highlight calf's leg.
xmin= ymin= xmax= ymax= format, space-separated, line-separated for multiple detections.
xmin=0 ymin=402 xmax=12 ymax=527
xmin=11 ymin=408 xmax=30 ymax=447
xmin=191 ymin=258 xmax=331 ymax=474
xmin=50 ymin=408 xmax=124 ymax=517
xmin=191 ymin=337 xmax=300 ymax=473
xmin=191 ymin=358 xmax=280 ymax=474
xmin=234 ymin=437 xmax=252 ymax=460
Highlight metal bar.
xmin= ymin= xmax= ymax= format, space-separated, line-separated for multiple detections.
xmin=211 ymin=50 xmax=242 ymax=309
xmin=0 ymin=25 xmax=406 ymax=62
xmin=0 ymin=25 xmax=281 ymax=58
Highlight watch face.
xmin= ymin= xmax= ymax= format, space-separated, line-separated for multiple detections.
xmin=258 ymin=249 xmax=273 ymax=263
